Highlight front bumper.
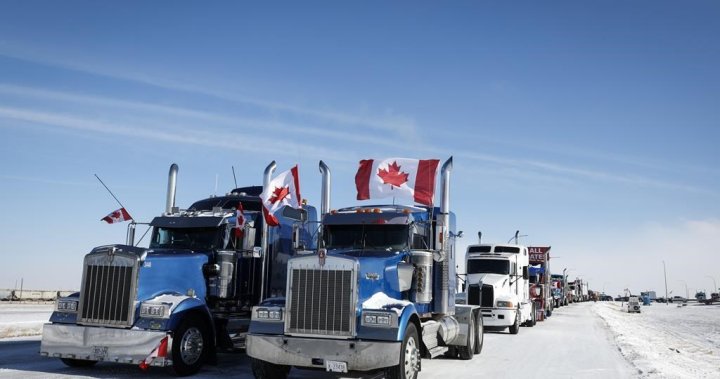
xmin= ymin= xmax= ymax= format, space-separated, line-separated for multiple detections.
xmin=246 ymin=334 xmax=401 ymax=371
xmin=480 ymin=307 xmax=517 ymax=327
xmin=40 ymin=323 xmax=171 ymax=366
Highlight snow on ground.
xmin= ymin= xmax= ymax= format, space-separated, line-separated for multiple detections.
xmin=594 ymin=301 xmax=720 ymax=379
xmin=0 ymin=303 xmax=53 ymax=338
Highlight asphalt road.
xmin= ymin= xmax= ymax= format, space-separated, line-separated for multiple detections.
xmin=0 ymin=302 xmax=635 ymax=379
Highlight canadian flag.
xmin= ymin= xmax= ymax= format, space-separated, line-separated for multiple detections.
xmin=101 ymin=207 xmax=132 ymax=224
xmin=260 ymin=165 xmax=302 ymax=227
xmin=138 ymin=336 xmax=168 ymax=370
xmin=355 ymin=158 xmax=440 ymax=206
xmin=234 ymin=202 xmax=245 ymax=239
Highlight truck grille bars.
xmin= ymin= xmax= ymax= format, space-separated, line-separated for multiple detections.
xmin=285 ymin=257 xmax=357 ymax=338
xmin=78 ymin=247 xmax=139 ymax=328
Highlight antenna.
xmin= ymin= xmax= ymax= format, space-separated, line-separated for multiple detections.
xmin=214 ymin=174 xmax=219 ymax=196
xmin=232 ymin=166 xmax=238 ymax=189
xmin=478 ymin=231 xmax=482 ymax=244
xmin=94 ymin=174 xmax=128 ymax=210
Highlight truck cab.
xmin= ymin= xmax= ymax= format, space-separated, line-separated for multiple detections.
xmin=247 ymin=158 xmax=483 ymax=379
xmin=464 ymin=244 xmax=534 ymax=334
xmin=41 ymin=164 xmax=318 ymax=376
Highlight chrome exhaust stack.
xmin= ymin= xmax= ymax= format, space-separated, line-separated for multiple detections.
xmin=434 ymin=157 xmax=454 ymax=315
xmin=259 ymin=161 xmax=277 ymax=302
xmin=165 ymin=163 xmax=178 ymax=215
xmin=319 ymin=160 xmax=331 ymax=217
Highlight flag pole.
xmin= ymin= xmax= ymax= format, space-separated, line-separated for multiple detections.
xmin=94 ymin=174 xmax=127 ymax=210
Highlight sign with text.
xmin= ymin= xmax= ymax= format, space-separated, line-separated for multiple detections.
xmin=528 ymin=246 xmax=551 ymax=263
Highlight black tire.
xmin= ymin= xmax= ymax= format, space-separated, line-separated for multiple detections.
xmin=60 ymin=358 xmax=97 ymax=367
xmin=444 ymin=346 xmax=457 ymax=358
xmin=508 ymin=311 xmax=520 ymax=335
xmin=251 ymin=358 xmax=290 ymax=379
xmin=457 ymin=315 xmax=475 ymax=360
xmin=546 ymin=308 xmax=553 ymax=318
xmin=168 ymin=315 xmax=210 ymax=377
xmin=385 ymin=323 xmax=420 ymax=379
xmin=473 ymin=313 xmax=483 ymax=355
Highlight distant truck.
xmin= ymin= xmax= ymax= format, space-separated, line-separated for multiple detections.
xmin=696 ymin=291 xmax=720 ymax=305
xmin=624 ymin=297 xmax=641 ymax=313
xmin=465 ymin=243 xmax=535 ymax=333
xmin=550 ymin=274 xmax=568 ymax=307
xmin=528 ymin=246 xmax=553 ymax=317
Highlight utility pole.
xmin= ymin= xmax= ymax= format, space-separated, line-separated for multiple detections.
xmin=663 ymin=261 xmax=668 ymax=306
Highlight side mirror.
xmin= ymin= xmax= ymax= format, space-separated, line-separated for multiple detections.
xmin=242 ymin=226 xmax=257 ymax=251
xmin=523 ymin=266 xmax=529 ymax=280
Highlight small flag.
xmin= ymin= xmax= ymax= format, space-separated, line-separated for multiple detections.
xmin=260 ymin=165 xmax=302 ymax=227
xmin=101 ymin=207 xmax=132 ymax=224
xmin=139 ymin=336 xmax=168 ymax=370
xmin=234 ymin=202 xmax=245 ymax=238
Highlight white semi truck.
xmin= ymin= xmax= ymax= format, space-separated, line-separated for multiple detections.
xmin=464 ymin=244 xmax=535 ymax=334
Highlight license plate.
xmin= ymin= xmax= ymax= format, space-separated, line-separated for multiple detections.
xmin=325 ymin=360 xmax=348 ymax=373
xmin=92 ymin=346 xmax=108 ymax=360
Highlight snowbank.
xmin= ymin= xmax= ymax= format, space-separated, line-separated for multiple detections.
xmin=594 ymin=302 xmax=720 ymax=378
xmin=0 ymin=304 xmax=53 ymax=338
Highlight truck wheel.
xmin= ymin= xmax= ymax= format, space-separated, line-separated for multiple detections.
xmin=508 ymin=311 xmax=520 ymax=335
xmin=457 ymin=315 xmax=475 ymax=360
xmin=385 ymin=323 xmax=420 ymax=379
xmin=168 ymin=316 xmax=210 ymax=376
xmin=60 ymin=358 xmax=97 ymax=367
xmin=473 ymin=313 xmax=483 ymax=355
xmin=251 ymin=358 xmax=290 ymax=379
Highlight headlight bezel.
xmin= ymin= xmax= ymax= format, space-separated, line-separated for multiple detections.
xmin=496 ymin=300 xmax=515 ymax=308
xmin=139 ymin=302 xmax=172 ymax=319
xmin=56 ymin=298 xmax=79 ymax=313
xmin=252 ymin=306 xmax=284 ymax=322
xmin=361 ymin=310 xmax=397 ymax=328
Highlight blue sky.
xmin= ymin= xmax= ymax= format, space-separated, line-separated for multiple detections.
xmin=1 ymin=1 xmax=718 ymax=296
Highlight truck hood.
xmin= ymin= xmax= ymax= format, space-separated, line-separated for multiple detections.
xmin=136 ymin=250 xmax=209 ymax=302
xmin=469 ymin=273 xmax=509 ymax=289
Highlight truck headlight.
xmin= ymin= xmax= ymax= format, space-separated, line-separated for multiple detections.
xmin=139 ymin=302 xmax=171 ymax=318
xmin=56 ymin=298 xmax=79 ymax=313
xmin=252 ymin=306 xmax=283 ymax=322
xmin=496 ymin=300 xmax=514 ymax=308
xmin=361 ymin=311 xmax=397 ymax=328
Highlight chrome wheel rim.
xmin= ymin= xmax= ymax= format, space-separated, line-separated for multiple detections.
xmin=180 ymin=327 xmax=203 ymax=365
xmin=404 ymin=335 xmax=419 ymax=378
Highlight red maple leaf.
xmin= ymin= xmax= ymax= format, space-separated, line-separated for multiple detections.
xmin=269 ymin=186 xmax=290 ymax=204
xmin=377 ymin=161 xmax=409 ymax=188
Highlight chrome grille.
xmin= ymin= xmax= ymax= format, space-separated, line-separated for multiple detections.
xmin=481 ymin=284 xmax=494 ymax=308
xmin=285 ymin=256 xmax=356 ymax=338
xmin=78 ymin=247 xmax=139 ymax=328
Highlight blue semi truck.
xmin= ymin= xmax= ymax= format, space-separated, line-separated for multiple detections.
xmin=247 ymin=158 xmax=483 ymax=379
xmin=40 ymin=163 xmax=317 ymax=376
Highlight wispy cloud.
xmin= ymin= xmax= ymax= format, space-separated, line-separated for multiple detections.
xmin=0 ymin=106 xmax=352 ymax=162
xmin=0 ymin=84 xmax=416 ymax=151
xmin=444 ymin=150 xmax=717 ymax=196
xmin=0 ymin=48 xmax=419 ymax=137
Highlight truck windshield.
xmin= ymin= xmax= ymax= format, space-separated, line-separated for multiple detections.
xmin=325 ymin=224 xmax=408 ymax=251
xmin=150 ymin=227 xmax=220 ymax=250
xmin=467 ymin=259 xmax=509 ymax=275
